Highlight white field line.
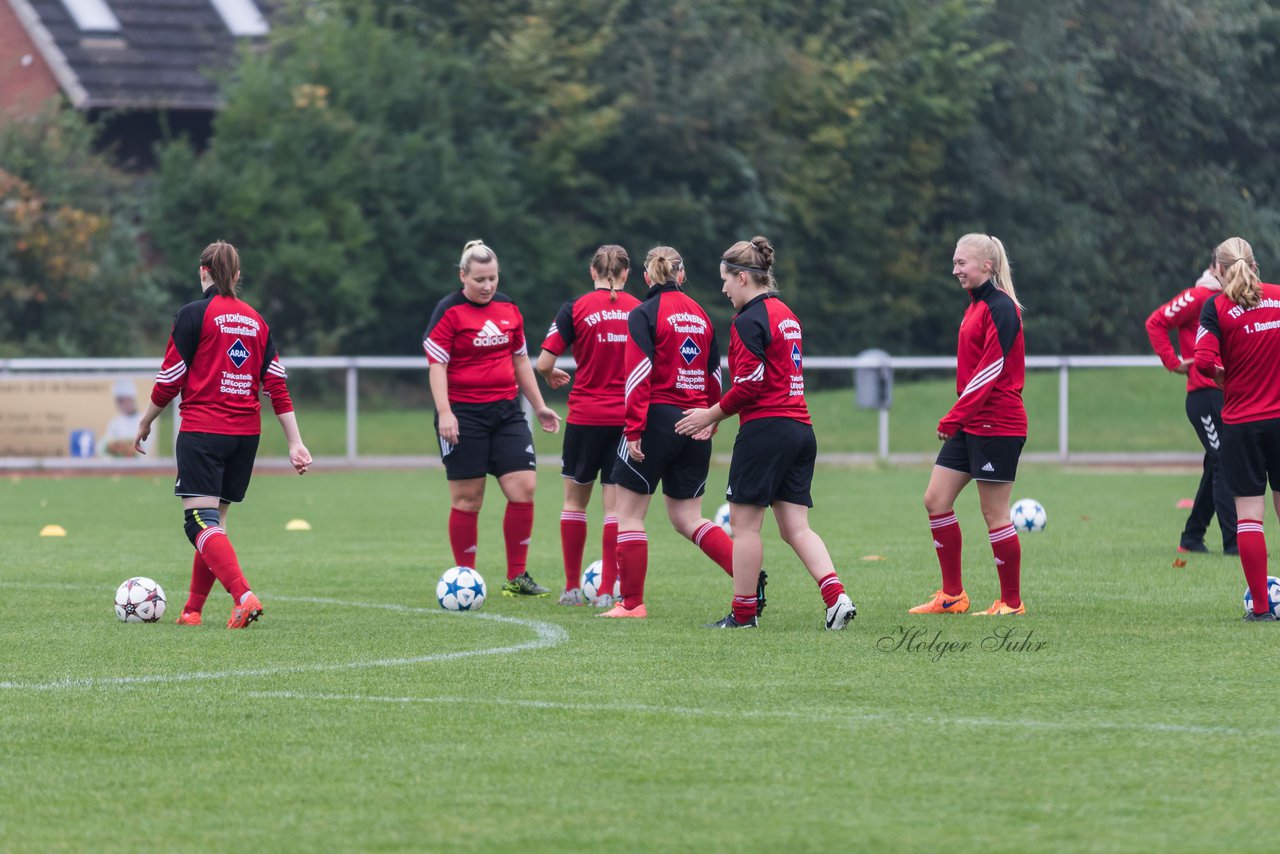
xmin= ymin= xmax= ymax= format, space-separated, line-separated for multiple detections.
xmin=241 ymin=690 xmax=1268 ymax=738
xmin=0 ymin=588 xmax=566 ymax=691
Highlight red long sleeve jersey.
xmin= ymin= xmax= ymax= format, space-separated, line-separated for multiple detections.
xmin=718 ymin=293 xmax=811 ymax=425
xmin=540 ymin=289 xmax=642 ymax=426
xmin=423 ymin=291 xmax=528 ymax=404
xmin=150 ymin=292 xmax=293 ymax=435
xmin=1145 ymin=281 xmax=1221 ymax=393
xmin=1194 ymin=283 xmax=1280 ymax=424
xmin=623 ymin=282 xmax=722 ymax=441
xmin=938 ymin=280 xmax=1026 ymax=437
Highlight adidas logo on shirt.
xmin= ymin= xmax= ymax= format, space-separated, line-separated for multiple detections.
xmin=981 ymin=462 xmax=995 ymax=472
xmin=473 ymin=320 xmax=511 ymax=347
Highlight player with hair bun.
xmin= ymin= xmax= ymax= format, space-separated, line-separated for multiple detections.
xmin=536 ymin=245 xmax=641 ymax=607
xmin=423 ymin=239 xmax=562 ymax=597
xmin=1145 ymin=261 xmax=1236 ymax=555
xmin=676 ymin=236 xmax=856 ymax=630
xmin=1193 ymin=237 xmax=1280 ymax=621
xmin=911 ymin=233 xmax=1028 ymax=617
xmin=602 ymin=245 xmax=737 ymax=619
xmin=135 ymin=239 xmax=312 ymax=629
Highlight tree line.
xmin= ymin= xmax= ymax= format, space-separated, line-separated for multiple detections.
xmin=2 ymin=0 xmax=1277 ymax=358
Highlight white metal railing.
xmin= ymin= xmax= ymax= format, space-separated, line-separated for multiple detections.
xmin=0 ymin=354 xmax=1177 ymax=468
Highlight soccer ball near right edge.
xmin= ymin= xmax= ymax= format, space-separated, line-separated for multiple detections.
xmin=1010 ymin=498 xmax=1047 ymax=533
xmin=1243 ymin=576 xmax=1280 ymax=618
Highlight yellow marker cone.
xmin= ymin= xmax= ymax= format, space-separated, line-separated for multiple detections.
xmin=40 ymin=524 xmax=67 ymax=537
xmin=285 ymin=518 xmax=312 ymax=532
xmin=859 ymin=554 xmax=886 ymax=561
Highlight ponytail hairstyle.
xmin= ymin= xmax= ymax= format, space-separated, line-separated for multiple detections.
xmin=199 ymin=240 xmax=240 ymax=298
xmin=1214 ymin=236 xmax=1261 ymax=309
xmin=956 ymin=232 xmax=1022 ymax=311
xmin=591 ymin=244 xmax=630 ymax=302
xmin=722 ymin=235 xmax=777 ymax=293
xmin=459 ymin=239 xmax=497 ymax=274
xmin=644 ymin=245 xmax=683 ymax=285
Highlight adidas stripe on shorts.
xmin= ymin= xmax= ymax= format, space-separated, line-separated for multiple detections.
xmin=435 ymin=397 xmax=537 ymax=481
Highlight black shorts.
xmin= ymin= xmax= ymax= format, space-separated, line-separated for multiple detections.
xmin=1221 ymin=417 xmax=1280 ymax=496
xmin=935 ymin=430 xmax=1025 ymax=482
xmin=725 ymin=418 xmax=816 ymax=507
xmin=562 ymin=423 xmax=624 ymax=486
xmin=436 ymin=398 xmax=537 ymax=481
xmin=611 ymin=404 xmax=712 ymax=499
xmin=174 ymin=432 xmax=260 ymax=504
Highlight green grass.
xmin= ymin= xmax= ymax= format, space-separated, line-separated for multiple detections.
xmin=249 ymin=366 xmax=1196 ymax=458
xmin=0 ymin=464 xmax=1268 ymax=852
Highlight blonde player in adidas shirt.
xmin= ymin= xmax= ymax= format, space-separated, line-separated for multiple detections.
xmin=911 ymin=234 xmax=1028 ymax=617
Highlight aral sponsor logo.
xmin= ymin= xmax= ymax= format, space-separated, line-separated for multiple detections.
xmin=790 ymin=342 xmax=802 ymax=370
xmin=473 ymin=320 xmax=510 ymax=347
xmin=227 ymin=338 xmax=250 ymax=368
xmin=679 ymin=336 xmax=701 ymax=365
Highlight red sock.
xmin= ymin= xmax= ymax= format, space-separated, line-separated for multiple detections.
xmin=989 ymin=523 xmax=1021 ymax=608
xmin=449 ymin=508 xmax=479 ymax=568
xmin=616 ymin=530 xmax=648 ymax=609
xmin=693 ymin=521 xmax=734 ymax=576
xmin=503 ymin=501 xmax=534 ymax=581
xmin=601 ymin=514 xmax=619 ymax=598
xmin=732 ymin=594 xmax=757 ymax=624
xmin=194 ymin=526 xmax=250 ymax=604
xmin=183 ymin=551 xmax=216 ymax=614
xmin=818 ymin=572 xmax=845 ymax=608
xmin=1238 ymin=519 xmax=1269 ymax=614
xmin=930 ymin=512 xmax=964 ymax=595
xmin=560 ymin=510 xmax=587 ymax=589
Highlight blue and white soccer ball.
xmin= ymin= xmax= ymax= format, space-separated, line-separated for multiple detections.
xmin=114 ymin=576 xmax=166 ymax=623
xmin=581 ymin=559 xmax=620 ymax=604
xmin=714 ymin=502 xmax=732 ymax=537
xmin=1243 ymin=576 xmax=1280 ymax=618
xmin=1010 ymin=498 xmax=1047 ymax=533
xmin=437 ymin=566 xmax=486 ymax=611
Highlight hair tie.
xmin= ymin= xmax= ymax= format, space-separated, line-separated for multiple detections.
xmin=722 ymin=261 xmax=767 ymax=275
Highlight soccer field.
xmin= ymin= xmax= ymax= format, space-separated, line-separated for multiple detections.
xmin=0 ymin=465 xmax=1270 ymax=852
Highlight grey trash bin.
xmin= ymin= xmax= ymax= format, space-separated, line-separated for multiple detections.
xmin=855 ymin=349 xmax=892 ymax=410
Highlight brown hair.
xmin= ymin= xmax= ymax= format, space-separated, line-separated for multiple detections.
xmin=1215 ymin=236 xmax=1261 ymax=309
xmin=200 ymin=240 xmax=240 ymax=298
xmin=722 ymin=235 xmax=777 ymax=292
xmin=591 ymin=244 xmax=629 ymax=302
xmin=459 ymin=239 xmax=497 ymax=274
xmin=956 ymin=233 xmax=1022 ymax=310
xmin=644 ymin=245 xmax=683 ymax=285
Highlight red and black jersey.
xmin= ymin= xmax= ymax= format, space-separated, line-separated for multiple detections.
xmin=540 ymin=288 xmax=641 ymax=426
xmin=422 ymin=290 xmax=528 ymax=404
xmin=718 ymin=293 xmax=810 ymax=425
xmin=622 ymin=282 xmax=722 ymax=441
xmin=1194 ymin=283 xmax=1280 ymax=424
xmin=1145 ymin=274 xmax=1221 ymax=393
xmin=150 ymin=291 xmax=293 ymax=435
xmin=938 ymin=280 xmax=1026 ymax=437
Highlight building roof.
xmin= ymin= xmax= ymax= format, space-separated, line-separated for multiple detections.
xmin=7 ymin=0 xmax=269 ymax=110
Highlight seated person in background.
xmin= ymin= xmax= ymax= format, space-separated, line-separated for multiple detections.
xmin=100 ymin=379 xmax=154 ymax=457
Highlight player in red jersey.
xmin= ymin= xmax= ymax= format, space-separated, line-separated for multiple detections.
xmin=1145 ymin=265 xmax=1237 ymax=555
xmin=600 ymin=246 xmax=737 ymax=619
xmin=1193 ymin=237 xmax=1280 ymax=621
xmin=536 ymin=245 xmax=641 ymax=607
xmin=910 ymin=233 xmax=1028 ymax=617
xmin=134 ymin=240 xmax=312 ymax=629
xmin=675 ymin=236 xmax=856 ymax=630
xmin=424 ymin=240 xmax=561 ymax=597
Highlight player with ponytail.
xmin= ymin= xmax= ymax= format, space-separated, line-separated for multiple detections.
xmin=676 ymin=236 xmax=856 ymax=630
xmin=136 ymin=240 xmax=312 ymax=629
xmin=536 ymin=245 xmax=641 ymax=606
xmin=1194 ymin=237 xmax=1280 ymax=621
xmin=911 ymin=233 xmax=1029 ymax=617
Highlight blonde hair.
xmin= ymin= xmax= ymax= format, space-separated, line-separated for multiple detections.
xmin=1214 ymin=237 xmax=1261 ymax=309
xmin=644 ymin=245 xmax=683 ymax=284
xmin=591 ymin=244 xmax=629 ymax=302
xmin=722 ymin=235 xmax=777 ymax=292
xmin=459 ymin=239 xmax=497 ymax=274
xmin=956 ymin=233 xmax=1021 ymax=311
